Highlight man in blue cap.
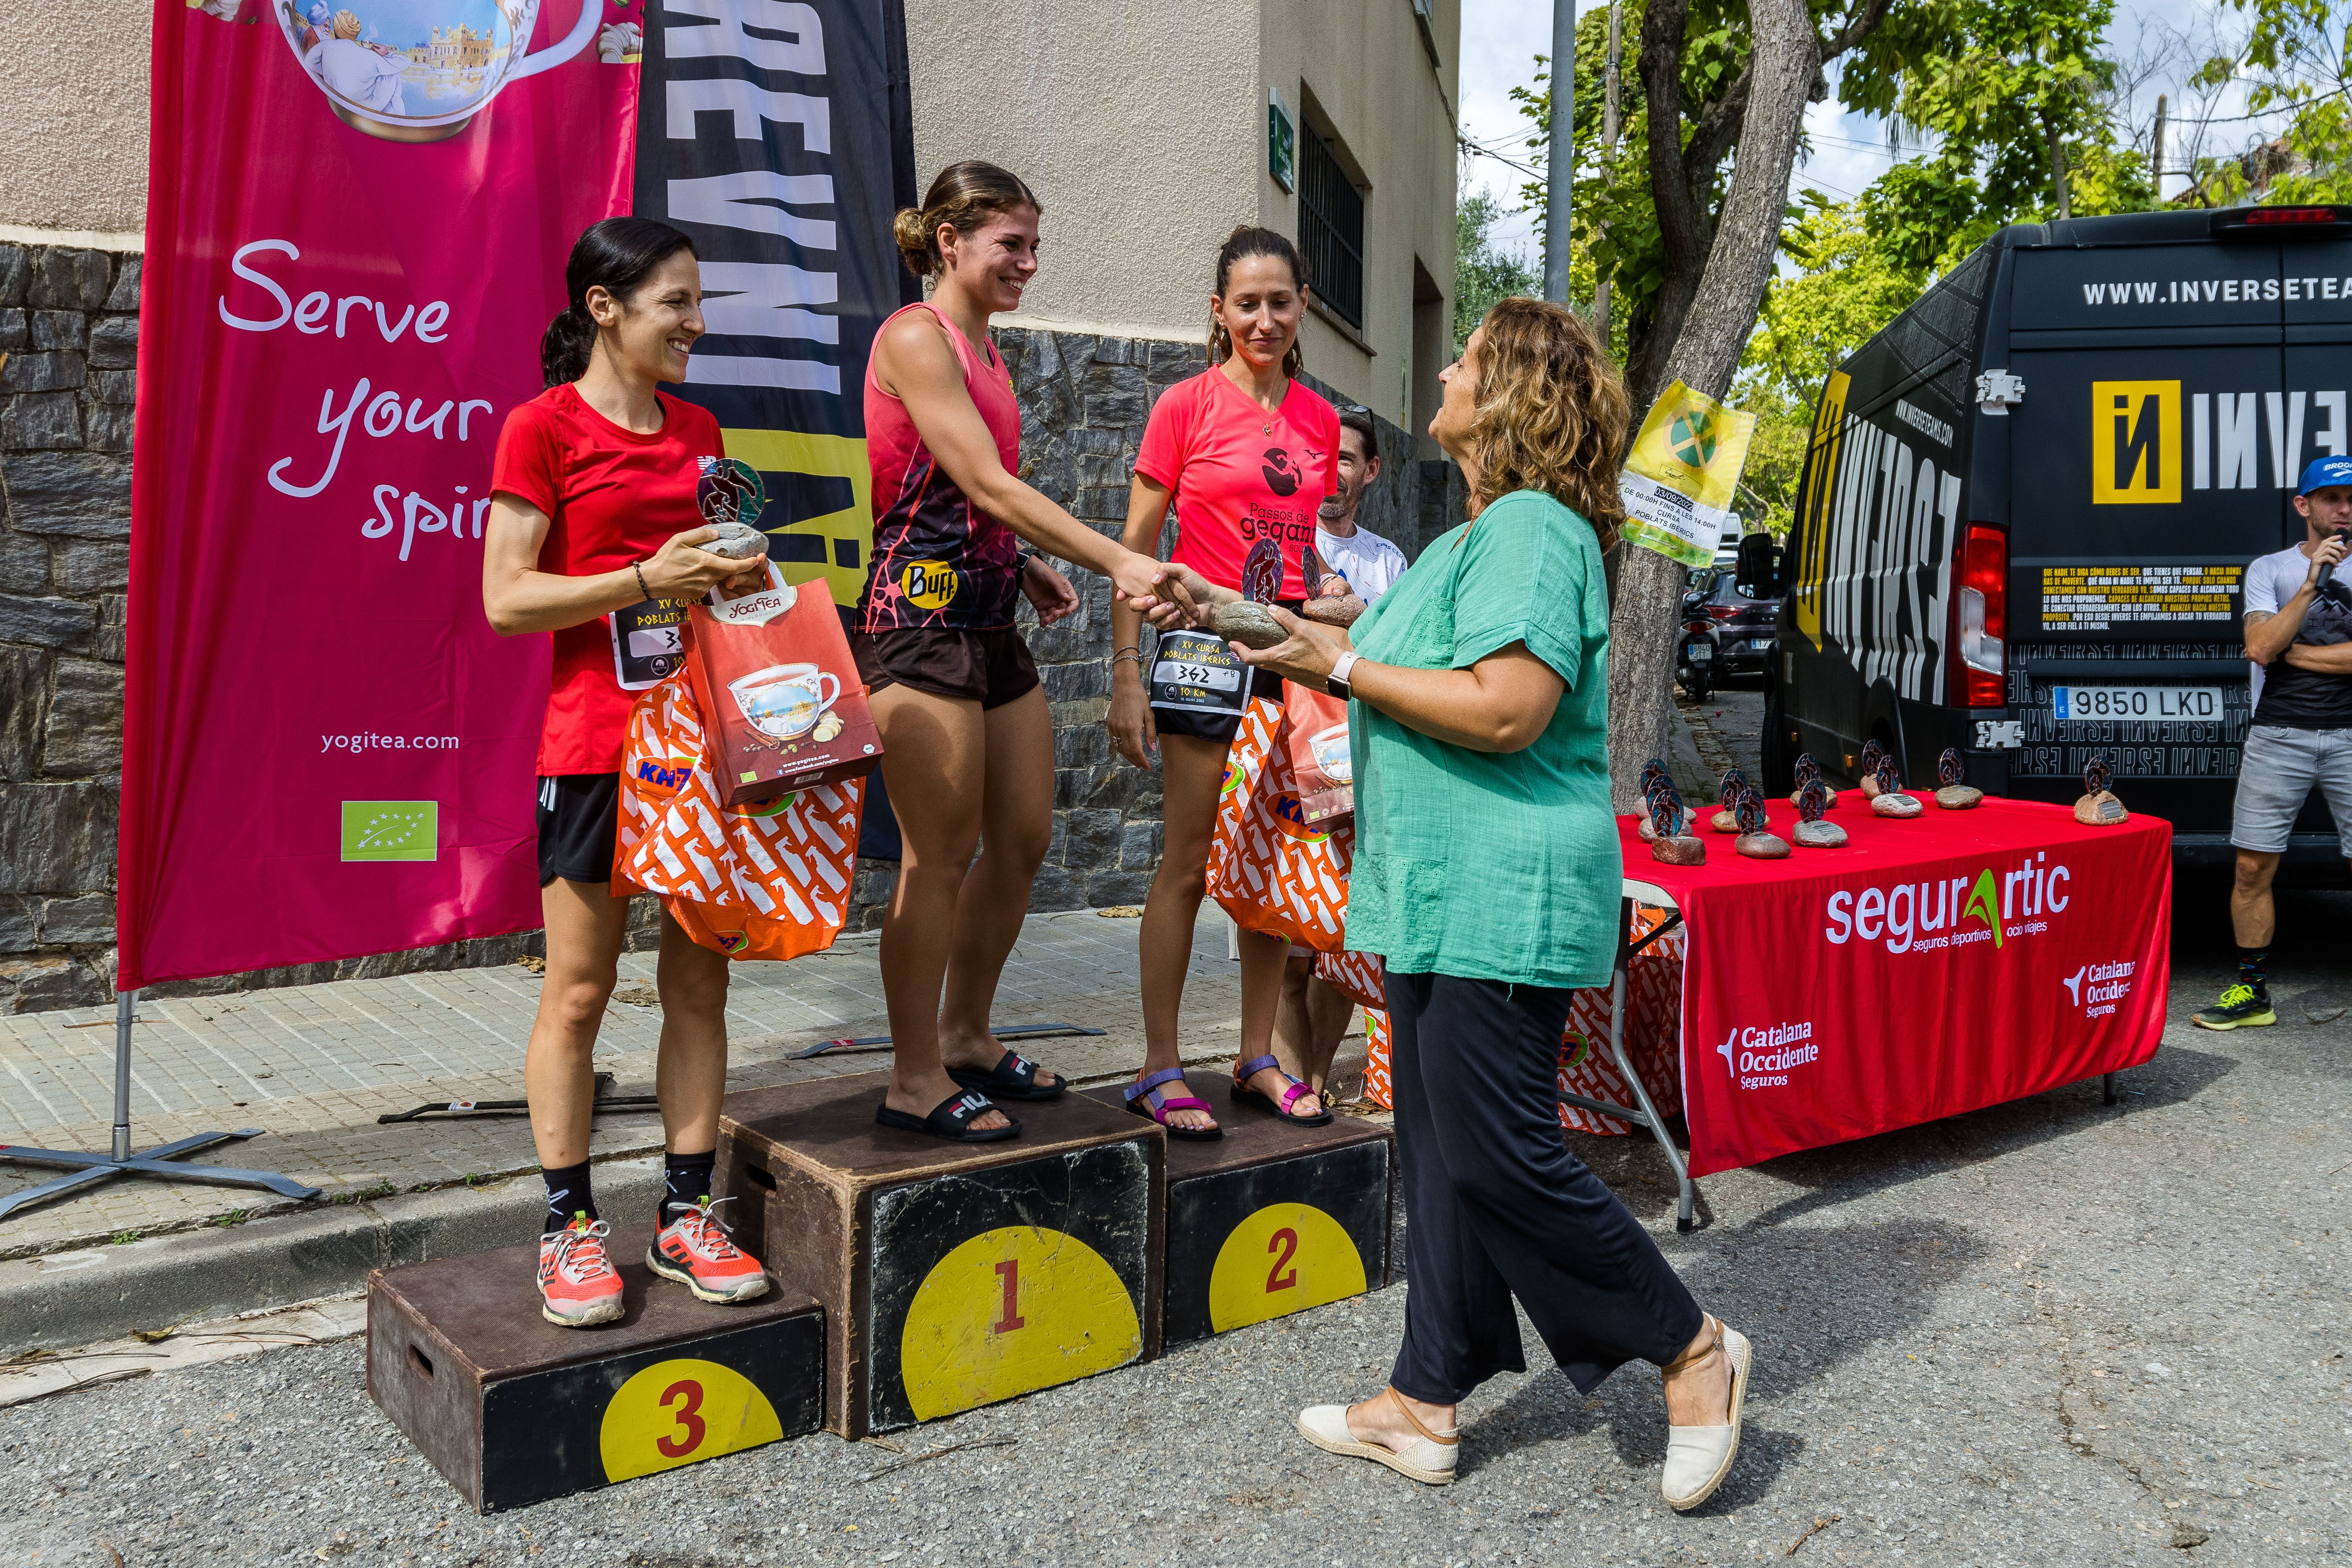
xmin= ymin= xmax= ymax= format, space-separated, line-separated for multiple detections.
xmin=2195 ymin=454 xmax=2352 ymax=1029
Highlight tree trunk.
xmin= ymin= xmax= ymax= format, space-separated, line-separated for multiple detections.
xmin=1605 ymin=0 xmax=1821 ymax=812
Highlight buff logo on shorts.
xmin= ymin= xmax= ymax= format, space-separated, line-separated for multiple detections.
xmin=900 ymin=559 xmax=961 ymax=609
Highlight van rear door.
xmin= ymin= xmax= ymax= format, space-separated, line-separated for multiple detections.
xmin=1998 ymin=234 xmax=2344 ymax=853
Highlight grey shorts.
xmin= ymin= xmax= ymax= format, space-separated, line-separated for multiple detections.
xmin=2230 ymin=725 xmax=2352 ymax=857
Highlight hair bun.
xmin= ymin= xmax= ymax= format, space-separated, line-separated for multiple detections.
xmin=892 ymin=207 xmax=937 ymax=276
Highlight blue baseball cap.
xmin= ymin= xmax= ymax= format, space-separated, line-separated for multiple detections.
xmin=2299 ymin=454 xmax=2352 ymax=494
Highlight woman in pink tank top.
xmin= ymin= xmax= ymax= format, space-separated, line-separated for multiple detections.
xmin=858 ymin=162 xmax=1172 ymax=1142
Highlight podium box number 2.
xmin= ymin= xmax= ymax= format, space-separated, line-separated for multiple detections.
xmin=366 ymin=1233 xmax=824 ymax=1513
xmin=717 ymin=1071 xmax=1163 ymax=1437
xmin=1081 ymin=1088 xmax=1394 ymax=1345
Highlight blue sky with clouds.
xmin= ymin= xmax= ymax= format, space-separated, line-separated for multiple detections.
xmin=1456 ymin=0 xmax=2271 ymax=260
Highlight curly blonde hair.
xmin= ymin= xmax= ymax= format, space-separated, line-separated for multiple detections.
xmin=1463 ymin=297 xmax=1629 ymax=552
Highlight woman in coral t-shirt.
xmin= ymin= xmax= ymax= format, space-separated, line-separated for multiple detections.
xmin=1106 ymin=226 xmax=1341 ymax=1139
xmin=482 ymin=218 xmax=772 ymax=1330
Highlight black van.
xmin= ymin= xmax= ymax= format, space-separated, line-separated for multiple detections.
xmin=1758 ymin=204 xmax=2352 ymax=872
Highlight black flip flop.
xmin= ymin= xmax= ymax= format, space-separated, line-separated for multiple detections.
xmin=875 ymin=1089 xmax=1020 ymax=1142
xmin=947 ymin=1048 xmax=1067 ymax=1102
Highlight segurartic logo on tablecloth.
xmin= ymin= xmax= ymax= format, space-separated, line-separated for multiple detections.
xmin=1822 ymin=853 xmax=2074 ymax=955
xmin=1716 ymin=1019 xmax=1819 ymax=1090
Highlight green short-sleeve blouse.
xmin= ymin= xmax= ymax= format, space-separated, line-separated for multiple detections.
xmin=1341 ymin=489 xmax=1620 ymax=989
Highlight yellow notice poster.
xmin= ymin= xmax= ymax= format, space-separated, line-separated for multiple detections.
xmin=1618 ymin=381 xmax=1757 ymax=567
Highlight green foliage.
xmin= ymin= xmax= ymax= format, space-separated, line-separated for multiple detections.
xmin=1454 ymin=188 xmax=1540 ymax=354
xmin=1740 ymin=199 xmax=1926 ymax=412
xmin=2183 ymin=0 xmax=2352 ymax=205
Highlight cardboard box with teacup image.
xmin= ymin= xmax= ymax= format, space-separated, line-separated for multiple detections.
xmin=1283 ymin=682 xmax=1354 ymax=824
xmin=682 ymin=565 xmax=882 ymax=808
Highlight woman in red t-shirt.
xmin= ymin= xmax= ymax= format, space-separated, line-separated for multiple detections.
xmin=482 ymin=218 xmax=774 ymax=1329
xmin=1107 ymin=227 xmax=1342 ymax=1138
xmin=857 ymin=161 xmax=1172 ymax=1143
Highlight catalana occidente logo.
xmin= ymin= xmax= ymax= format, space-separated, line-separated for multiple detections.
xmin=2063 ymin=960 xmax=2137 ymax=1019
xmin=1823 ymin=853 xmax=2073 ymax=955
xmin=1716 ymin=1019 xmax=1818 ymax=1090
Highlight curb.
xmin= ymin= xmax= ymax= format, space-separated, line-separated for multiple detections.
xmin=0 ymin=1153 xmax=660 ymax=1353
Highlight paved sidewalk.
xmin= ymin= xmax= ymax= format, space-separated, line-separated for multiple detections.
xmin=0 ymin=907 xmax=1264 ymax=1261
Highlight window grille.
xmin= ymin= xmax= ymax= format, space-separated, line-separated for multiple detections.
xmin=1298 ymin=123 xmax=1365 ymax=329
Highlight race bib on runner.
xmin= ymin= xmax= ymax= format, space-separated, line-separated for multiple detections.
xmin=610 ymin=598 xmax=693 ymax=690
xmin=1148 ymin=629 xmax=1249 ymax=716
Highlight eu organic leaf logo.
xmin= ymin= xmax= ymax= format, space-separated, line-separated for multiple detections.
xmin=1962 ymin=868 xmax=2003 ymax=949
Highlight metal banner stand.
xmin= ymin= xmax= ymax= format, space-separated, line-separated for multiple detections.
xmin=0 ymin=988 xmax=323 ymax=1222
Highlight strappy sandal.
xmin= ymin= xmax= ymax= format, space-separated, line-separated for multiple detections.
xmin=947 ymin=1048 xmax=1066 ymax=1102
xmin=1124 ymin=1067 xmax=1222 ymax=1141
xmin=1661 ymin=1313 xmax=1752 ymax=1511
xmin=1297 ymin=1387 xmax=1457 ymax=1484
xmin=874 ymin=1089 xmax=1019 ymax=1143
xmin=1230 ymin=1054 xmax=1333 ymax=1126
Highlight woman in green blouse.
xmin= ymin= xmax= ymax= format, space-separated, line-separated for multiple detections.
xmin=1147 ymin=297 xmax=1752 ymax=1511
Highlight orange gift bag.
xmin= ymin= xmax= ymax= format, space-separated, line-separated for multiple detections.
xmin=615 ymin=670 xmax=865 ymax=962
xmin=1206 ymin=697 xmax=1354 ymax=952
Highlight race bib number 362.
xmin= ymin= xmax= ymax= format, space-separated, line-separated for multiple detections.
xmin=612 ymin=599 xmax=693 ymax=690
xmin=1148 ymin=630 xmax=1248 ymax=716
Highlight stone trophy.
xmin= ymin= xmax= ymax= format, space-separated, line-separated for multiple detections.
xmin=1793 ymin=777 xmax=1848 ymax=846
xmin=1869 ymin=757 xmax=1923 ymax=817
xmin=2075 ymin=757 xmax=2129 ymax=825
xmin=1858 ymin=739 xmax=1888 ymax=798
xmin=1712 ymin=768 xmax=1748 ymax=833
xmin=1732 ymin=785 xmax=1790 ymax=859
xmin=1649 ymin=786 xmax=1706 ymax=865
xmin=1788 ymin=752 xmax=1838 ymax=810
xmin=1933 ymin=747 xmax=1984 ymax=810
xmin=1635 ymin=758 xmax=1672 ymax=840
xmin=1209 ymin=601 xmax=1289 ymax=649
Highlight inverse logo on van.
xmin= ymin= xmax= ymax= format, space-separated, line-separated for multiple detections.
xmin=2091 ymin=381 xmax=2181 ymax=504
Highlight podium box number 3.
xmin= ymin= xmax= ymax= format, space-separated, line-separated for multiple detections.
xmin=717 ymin=1072 xmax=1164 ymax=1437
xmin=366 ymin=1234 xmax=823 ymax=1513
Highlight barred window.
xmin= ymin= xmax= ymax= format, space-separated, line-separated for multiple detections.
xmin=1298 ymin=123 xmax=1365 ymax=330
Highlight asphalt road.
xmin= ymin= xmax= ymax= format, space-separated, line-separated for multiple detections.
xmin=5 ymin=678 xmax=2345 ymax=1568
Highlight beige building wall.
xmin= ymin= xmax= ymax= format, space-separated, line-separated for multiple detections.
xmin=902 ymin=0 xmax=1260 ymax=343
xmin=1 ymin=0 xmax=153 ymax=242
xmin=1260 ymin=0 xmax=1460 ymax=441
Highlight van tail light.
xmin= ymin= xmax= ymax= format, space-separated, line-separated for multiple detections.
xmin=1952 ymin=525 xmax=2007 ymax=708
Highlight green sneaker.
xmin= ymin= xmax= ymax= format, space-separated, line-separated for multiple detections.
xmin=2192 ymin=982 xmax=2276 ymax=1030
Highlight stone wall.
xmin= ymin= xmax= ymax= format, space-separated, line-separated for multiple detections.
xmin=0 ymin=253 xmax=1458 ymax=1009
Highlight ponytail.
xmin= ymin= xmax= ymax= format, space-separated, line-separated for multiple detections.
xmin=894 ymin=160 xmax=1040 ymax=280
xmin=541 ymin=217 xmax=696 ymax=387
xmin=1208 ymin=226 xmax=1307 ymax=379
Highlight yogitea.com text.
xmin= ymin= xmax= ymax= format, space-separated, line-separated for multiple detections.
xmin=322 ymin=733 xmax=460 ymax=754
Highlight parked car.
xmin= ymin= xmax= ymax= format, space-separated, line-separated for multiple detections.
xmin=1681 ymin=567 xmax=1779 ymax=678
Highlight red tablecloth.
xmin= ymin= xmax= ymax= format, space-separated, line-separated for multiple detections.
xmin=1622 ymin=794 xmax=2170 ymax=1178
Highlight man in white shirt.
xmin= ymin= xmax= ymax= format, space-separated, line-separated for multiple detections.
xmin=1278 ymin=406 xmax=1409 ymax=1099
xmin=1312 ymin=408 xmax=1408 ymax=601
xmin=2193 ymin=453 xmax=2352 ymax=1030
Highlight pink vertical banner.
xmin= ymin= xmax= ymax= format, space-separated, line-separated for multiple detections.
xmin=119 ymin=0 xmax=640 ymax=989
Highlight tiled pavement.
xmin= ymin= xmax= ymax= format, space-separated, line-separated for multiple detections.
xmin=0 ymin=906 xmax=1280 ymax=1260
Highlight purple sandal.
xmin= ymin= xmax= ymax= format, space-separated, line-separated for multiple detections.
xmin=1231 ymin=1054 xmax=1333 ymax=1127
xmin=1125 ymin=1067 xmax=1223 ymax=1141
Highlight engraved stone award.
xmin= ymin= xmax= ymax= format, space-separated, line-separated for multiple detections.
xmin=1933 ymin=747 xmax=1984 ymax=810
xmin=1793 ymin=777 xmax=1848 ymax=847
xmin=1732 ymin=785 xmax=1790 ymax=859
xmin=1636 ymin=758 xmax=1672 ymax=840
xmin=1649 ymin=785 xmax=1706 ymax=865
xmin=1858 ymin=739 xmax=1887 ymax=799
xmin=1788 ymin=752 xmax=1838 ymax=810
xmin=2075 ymin=756 xmax=2129 ymax=825
xmin=1713 ymin=768 xmax=1748 ymax=833
xmin=1869 ymin=756 xmax=1923 ymax=817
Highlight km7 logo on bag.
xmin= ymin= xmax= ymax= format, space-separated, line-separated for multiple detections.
xmin=341 ymin=801 xmax=437 ymax=862
xmin=634 ymin=757 xmax=697 ymax=796
xmin=900 ymin=559 xmax=960 ymax=609
xmin=1268 ymin=790 xmax=1327 ymax=843
xmin=2091 ymin=381 xmax=2181 ymax=504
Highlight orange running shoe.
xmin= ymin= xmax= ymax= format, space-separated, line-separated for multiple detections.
xmin=647 ymin=1196 xmax=770 ymax=1303
xmin=538 ymin=1213 xmax=625 ymax=1327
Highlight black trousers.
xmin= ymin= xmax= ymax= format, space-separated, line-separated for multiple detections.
xmin=1388 ymin=970 xmax=1704 ymax=1401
